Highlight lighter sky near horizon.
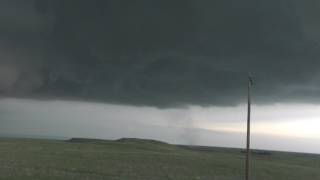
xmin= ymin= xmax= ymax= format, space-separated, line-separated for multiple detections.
xmin=1 ymin=98 xmax=320 ymax=154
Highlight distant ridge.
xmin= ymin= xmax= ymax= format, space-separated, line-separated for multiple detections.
xmin=67 ymin=137 xmax=168 ymax=145
xmin=115 ymin=138 xmax=168 ymax=145
xmin=179 ymin=145 xmax=272 ymax=155
xmin=67 ymin=138 xmax=112 ymax=143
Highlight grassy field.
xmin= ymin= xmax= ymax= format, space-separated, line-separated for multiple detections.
xmin=0 ymin=138 xmax=320 ymax=180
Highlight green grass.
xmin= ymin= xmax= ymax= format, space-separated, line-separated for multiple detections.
xmin=0 ymin=138 xmax=320 ymax=180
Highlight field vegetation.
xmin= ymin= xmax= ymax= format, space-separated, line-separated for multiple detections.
xmin=0 ymin=138 xmax=320 ymax=180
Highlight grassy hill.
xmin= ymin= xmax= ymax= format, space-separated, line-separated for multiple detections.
xmin=0 ymin=138 xmax=320 ymax=180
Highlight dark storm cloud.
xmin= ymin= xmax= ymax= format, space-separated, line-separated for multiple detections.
xmin=1 ymin=0 xmax=320 ymax=107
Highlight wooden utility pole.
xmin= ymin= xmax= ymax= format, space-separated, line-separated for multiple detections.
xmin=245 ymin=76 xmax=253 ymax=180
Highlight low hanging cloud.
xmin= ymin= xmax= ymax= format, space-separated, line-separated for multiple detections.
xmin=1 ymin=0 xmax=320 ymax=107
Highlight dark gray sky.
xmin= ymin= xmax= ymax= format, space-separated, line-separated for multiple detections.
xmin=1 ymin=0 xmax=320 ymax=107
xmin=2 ymin=1 xmax=320 ymax=153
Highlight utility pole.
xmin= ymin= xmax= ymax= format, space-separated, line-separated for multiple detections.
xmin=245 ymin=75 xmax=253 ymax=180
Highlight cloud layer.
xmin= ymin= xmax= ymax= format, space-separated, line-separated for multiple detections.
xmin=1 ymin=0 xmax=320 ymax=107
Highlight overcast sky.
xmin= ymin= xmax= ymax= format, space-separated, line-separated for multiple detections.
xmin=1 ymin=0 xmax=320 ymax=153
